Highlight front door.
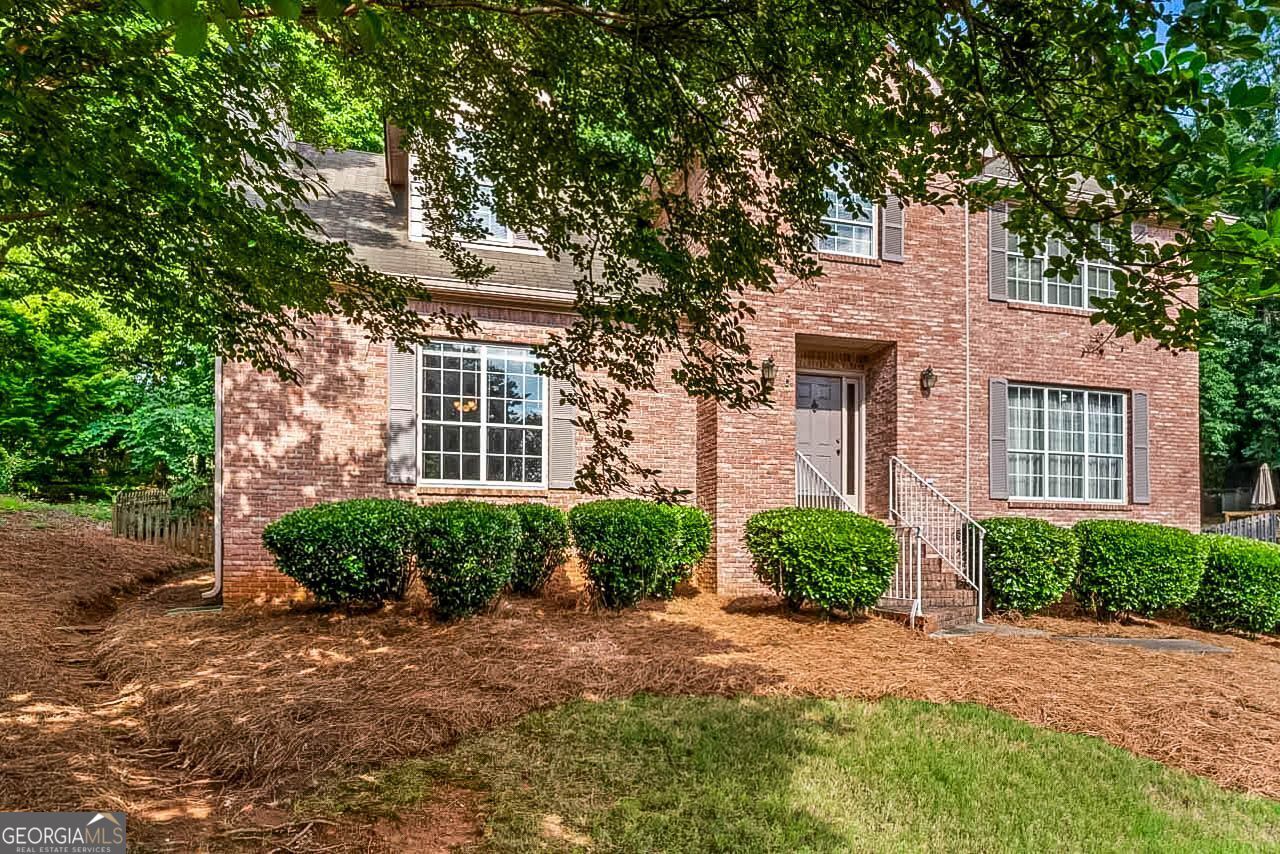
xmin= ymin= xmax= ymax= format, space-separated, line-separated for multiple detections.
xmin=796 ymin=375 xmax=844 ymax=492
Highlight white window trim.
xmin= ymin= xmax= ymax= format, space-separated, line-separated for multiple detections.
xmin=1007 ymin=383 xmax=1128 ymax=505
xmin=1006 ymin=227 xmax=1116 ymax=312
xmin=463 ymin=177 xmax=543 ymax=253
xmin=818 ymin=191 xmax=879 ymax=260
xmin=416 ymin=341 xmax=549 ymax=489
xmin=405 ymin=151 xmax=544 ymax=255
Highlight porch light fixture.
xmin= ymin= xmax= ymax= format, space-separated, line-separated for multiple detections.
xmin=919 ymin=366 xmax=938 ymax=394
xmin=761 ymin=356 xmax=777 ymax=384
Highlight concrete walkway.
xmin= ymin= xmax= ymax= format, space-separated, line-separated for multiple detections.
xmin=932 ymin=623 xmax=1234 ymax=654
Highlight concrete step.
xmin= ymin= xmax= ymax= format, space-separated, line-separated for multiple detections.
xmin=924 ymin=605 xmax=979 ymax=631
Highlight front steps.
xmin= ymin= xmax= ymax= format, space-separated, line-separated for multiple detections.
xmin=876 ymin=546 xmax=979 ymax=631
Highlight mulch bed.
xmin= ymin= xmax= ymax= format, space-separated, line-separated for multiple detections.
xmin=96 ymin=567 xmax=1280 ymax=822
xmin=0 ymin=512 xmax=205 ymax=823
xmin=6 ymin=517 xmax=1279 ymax=850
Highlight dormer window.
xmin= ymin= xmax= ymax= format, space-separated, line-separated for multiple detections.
xmin=818 ymin=189 xmax=877 ymax=258
xmin=471 ymin=178 xmax=538 ymax=250
xmin=404 ymin=143 xmax=539 ymax=252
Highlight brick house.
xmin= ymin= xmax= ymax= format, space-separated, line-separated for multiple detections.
xmin=212 ymin=141 xmax=1199 ymax=622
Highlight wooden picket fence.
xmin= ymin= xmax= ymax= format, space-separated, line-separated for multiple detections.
xmin=111 ymin=487 xmax=214 ymax=560
xmin=1202 ymin=511 xmax=1279 ymax=543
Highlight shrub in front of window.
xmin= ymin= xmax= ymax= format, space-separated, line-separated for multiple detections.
xmin=1072 ymin=520 xmax=1206 ymax=617
xmin=981 ymin=517 xmax=1079 ymax=614
xmin=568 ymin=499 xmax=710 ymax=608
xmin=509 ymin=502 xmax=571 ymax=595
xmin=1188 ymin=535 xmax=1280 ymax=636
xmin=744 ymin=508 xmax=897 ymax=614
xmin=649 ymin=504 xmax=713 ymax=599
xmin=414 ymin=500 xmax=522 ymax=620
xmin=261 ymin=499 xmax=419 ymax=605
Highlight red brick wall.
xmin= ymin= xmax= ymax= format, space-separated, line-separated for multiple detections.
xmin=696 ymin=205 xmax=1199 ymax=595
xmin=221 ymin=207 xmax=1200 ymax=600
xmin=221 ymin=302 xmax=697 ymax=600
xmin=965 ymin=216 xmax=1200 ymax=529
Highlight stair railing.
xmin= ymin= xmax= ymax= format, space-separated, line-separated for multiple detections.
xmin=796 ymin=451 xmax=922 ymax=623
xmin=884 ymin=524 xmax=923 ymax=628
xmin=795 ymin=451 xmax=855 ymax=512
xmin=889 ymin=456 xmax=985 ymax=623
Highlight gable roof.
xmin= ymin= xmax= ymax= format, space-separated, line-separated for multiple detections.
xmin=300 ymin=145 xmax=580 ymax=302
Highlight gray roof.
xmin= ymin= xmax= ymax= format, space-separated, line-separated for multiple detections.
xmin=300 ymin=146 xmax=580 ymax=294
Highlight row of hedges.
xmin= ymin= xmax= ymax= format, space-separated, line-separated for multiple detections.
xmin=983 ymin=517 xmax=1280 ymax=635
xmin=262 ymin=498 xmax=709 ymax=618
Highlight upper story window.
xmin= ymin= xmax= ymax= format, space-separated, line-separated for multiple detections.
xmin=405 ymin=141 xmax=540 ymax=251
xmin=470 ymin=178 xmax=539 ymax=250
xmin=1007 ymin=384 xmax=1126 ymax=503
xmin=1006 ymin=225 xmax=1116 ymax=310
xmin=818 ymin=189 xmax=877 ymax=258
xmin=420 ymin=341 xmax=546 ymax=486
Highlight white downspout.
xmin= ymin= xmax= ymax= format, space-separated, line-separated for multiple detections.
xmin=203 ymin=355 xmax=224 ymax=600
xmin=964 ymin=200 xmax=972 ymax=514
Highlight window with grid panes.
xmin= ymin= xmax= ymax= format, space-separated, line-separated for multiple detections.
xmin=818 ymin=189 xmax=877 ymax=258
xmin=1007 ymin=384 xmax=1125 ymax=502
xmin=420 ymin=342 xmax=546 ymax=485
xmin=1006 ymin=224 xmax=1117 ymax=309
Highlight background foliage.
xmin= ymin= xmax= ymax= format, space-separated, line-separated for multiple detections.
xmin=0 ymin=289 xmax=214 ymax=497
xmin=5 ymin=0 xmax=1280 ymax=498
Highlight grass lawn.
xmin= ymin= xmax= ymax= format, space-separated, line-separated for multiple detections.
xmin=313 ymin=695 xmax=1280 ymax=853
xmin=0 ymin=493 xmax=112 ymax=522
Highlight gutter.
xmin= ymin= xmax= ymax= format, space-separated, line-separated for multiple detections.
xmin=964 ymin=199 xmax=972 ymax=514
xmin=203 ymin=355 xmax=224 ymax=600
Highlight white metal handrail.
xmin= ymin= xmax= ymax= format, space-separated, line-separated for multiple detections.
xmin=795 ymin=451 xmax=855 ymax=512
xmin=883 ymin=524 xmax=924 ymax=628
xmin=796 ymin=452 xmax=922 ymax=623
xmin=889 ymin=456 xmax=985 ymax=622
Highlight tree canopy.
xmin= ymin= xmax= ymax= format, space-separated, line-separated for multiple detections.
xmin=0 ymin=289 xmax=213 ymax=496
xmin=5 ymin=0 xmax=1280 ymax=493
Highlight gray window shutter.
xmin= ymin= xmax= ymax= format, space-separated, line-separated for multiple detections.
xmin=989 ymin=378 xmax=1009 ymax=500
xmin=880 ymin=195 xmax=905 ymax=262
xmin=1131 ymin=391 xmax=1151 ymax=504
xmin=387 ymin=343 xmax=418 ymax=484
xmin=988 ymin=203 xmax=1009 ymax=301
xmin=548 ymin=374 xmax=577 ymax=490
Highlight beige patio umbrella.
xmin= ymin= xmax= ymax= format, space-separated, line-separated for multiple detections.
xmin=1252 ymin=462 xmax=1276 ymax=509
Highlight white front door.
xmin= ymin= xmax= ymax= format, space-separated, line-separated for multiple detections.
xmin=796 ymin=373 xmax=864 ymax=510
xmin=796 ymin=375 xmax=844 ymax=491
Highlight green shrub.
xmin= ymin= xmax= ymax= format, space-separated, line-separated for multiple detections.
xmin=1073 ymin=520 xmax=1206 ymax=617
xmin=261 ymin=499 xmax=419 ymax=605
xmin=509 ymin=503 xmax=571 ymax=595
xmin=744 ymin=508 xmax=897 ymax=613
xmin=568 ymin=499 xmax=711 ymax=608
xmin=1189 ymin=535 xmax=1280 ymax=635
xmin=981 ymin=517 xmax=1079 ymax=614
xmin=414 ymin=501 xmax=522 ymax=619
xmin=650 ymin=503 xmax=713 ymax=599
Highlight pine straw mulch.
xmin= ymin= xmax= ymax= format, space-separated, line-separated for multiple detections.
xmin=0 ymin=510 xmax=206 ymax=818
xmin=95 ymin=565 xmax=1280 ymax=831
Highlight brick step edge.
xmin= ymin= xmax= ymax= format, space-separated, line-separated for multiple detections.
xmin=874 ymin=603 xmax=979 ymax=632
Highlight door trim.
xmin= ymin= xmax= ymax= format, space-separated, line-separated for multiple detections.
xmin=796 ymin=370 xmax=866 ymax=513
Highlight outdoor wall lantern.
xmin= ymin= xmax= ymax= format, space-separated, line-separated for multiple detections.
xmin=761 ymin=356 xmax=777 ymax=384
xmin=920 ymin=366 xmax=938 ymax=395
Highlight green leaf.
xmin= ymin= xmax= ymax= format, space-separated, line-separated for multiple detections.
xmin=268 ymin=0 xmax=302 ymax=21
xmin=356 ymin=8 xmax=384 ymax=48
xmin=173 ymin=17 xmax=208 ymax=56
